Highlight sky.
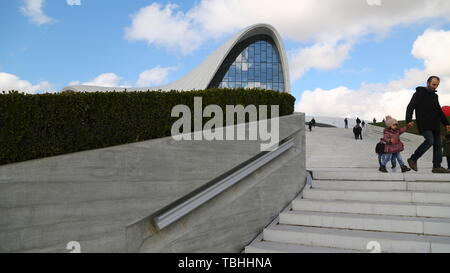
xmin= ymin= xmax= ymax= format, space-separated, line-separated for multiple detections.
xmin=2 ymin=0 xmax=450 ymax=121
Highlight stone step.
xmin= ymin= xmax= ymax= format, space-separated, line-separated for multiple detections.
xmin=407 ymin=182 xmax=450 ymax=193
xmin=312 ymin=170 xmax=450 ymax=182
xmin=292 ymin=199 xmax=450 ymax=219
xmin=312 ymin=180 xmax=407 ymax=191
xmin=303 ymin=188 xmax=450 ymax=205
xmin=312 ymin=180 xmax=450 ymax=193
xmin=312 ymin=171 xmax=404 ymax=181
xmin=404 ymin=173 xmax=450 ymax=182
xmin=245 ymin=241 xmax=360 ymax=253
xmin=263 ymin=225 xmax=450 ymax=253
xmin=280 ymin=210 xmax=450 ymax=236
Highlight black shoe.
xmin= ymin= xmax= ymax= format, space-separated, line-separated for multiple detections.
xmin=407 ymin=158 xmax=418 ymax=171
xmin=401 ymin=165 xmax=411 ymax=173
xmin=432 ymin=167 xmax=450 ymax=173
xmin=379 ymin=166 xmax=388 ymax=173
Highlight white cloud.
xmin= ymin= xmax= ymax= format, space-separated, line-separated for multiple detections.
xmin=125 ymin=3 xmax=204 ymax=55
xmin=136 ymin=66 xmax=177 ymax=87
xmin=289 ymin=42 xmax=353 ymax=81
xmin=412 ymin=29 xmax=450 ymax=76
xmin=20 ymin=0 xmax=54 ymax=25
xmin=296 ymin=86 xmax=416 ymax=122
xmin=69 ymin=66 xmax=177 ymax=91
xmin=0 ymin=72 xmax=53 ymax=94
xmin=295 ymin=28 xmax=450 ymax=120
xmin=68 ymin=80 xmax=81 ymax=86
xmin=125 ymin=0 xmax=450 ymax=57
xmin=385 ymin=28 xmax=450 ymax=93
xmin=192 ymin=0 xmax=450 ymax=42
xmin=82 ymin=73 xmax=126 ymax=88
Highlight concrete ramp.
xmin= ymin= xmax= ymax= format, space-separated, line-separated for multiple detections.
xmin=0 ymin=113 xmax=305 ymax=253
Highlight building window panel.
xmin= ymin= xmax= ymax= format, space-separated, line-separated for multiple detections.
xmin=261 ymin=73 xmax=267 ymax=82
xmin=242 ymin=71 xmax=248 ymax=82
xmin=261 ymin=63 xmax=267 ymax=73
xmin=267 ymin=48 xmax=273 ymax=58
xmin=214 ymin=37 xmax=285 ymax=92
xmin=261 ymin=50 xmax=267 ymax=61
xmin=273 ymin=53 xmax=279 ymax=63
xmin=248 ymin=68 xmax=255 ymax=80
xmin=267 ymin=70 xmax=273 ymax=80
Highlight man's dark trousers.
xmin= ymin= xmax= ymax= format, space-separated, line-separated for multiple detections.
xmin=410 ymin=130 xmax=443 ymax=167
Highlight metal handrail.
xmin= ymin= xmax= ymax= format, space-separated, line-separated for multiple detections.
xmin=151 ymin=130 xmax=300 ymax=231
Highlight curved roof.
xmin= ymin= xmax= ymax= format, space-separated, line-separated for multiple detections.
xmin=61 ymin=24 xmax=290 ymax=93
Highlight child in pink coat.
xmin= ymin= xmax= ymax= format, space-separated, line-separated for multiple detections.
xmin=379 ymin=116 xmax=414 ymax=173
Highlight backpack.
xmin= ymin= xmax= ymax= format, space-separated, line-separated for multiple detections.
xmin=375 ymin=142 xmax=385 ymax=154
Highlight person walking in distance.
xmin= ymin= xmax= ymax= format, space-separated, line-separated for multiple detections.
xmin=344 ymin=118 xmax=348 ymax=128
xmin=373 ymin=118 xmax=377 ymax=124
xmin=353 ymin=124 xmax=363 ymax=140
xmin=406 ymin=76 xmax=450 ymax=173
xmin=311 ymin=118 xmax=316 ymax=128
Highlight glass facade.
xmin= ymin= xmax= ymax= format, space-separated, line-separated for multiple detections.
xmin=208 ymin=35 xmax=285 ymax=92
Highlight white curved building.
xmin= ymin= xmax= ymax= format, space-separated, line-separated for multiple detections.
xmin=62 ymin=24 xmax=290 ymax=93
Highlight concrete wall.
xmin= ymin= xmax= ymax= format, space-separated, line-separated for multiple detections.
xmin=0 ymin=113 xmax=305 ymax=253
xmin=365 ymin=124 xmax=425 ymax=144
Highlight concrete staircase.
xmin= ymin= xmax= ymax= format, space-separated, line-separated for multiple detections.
xmin=245 ymin=170 xmax=450 ymax=253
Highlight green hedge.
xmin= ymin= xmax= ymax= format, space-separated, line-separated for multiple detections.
xmin=0 ymin=88 xmax=295 ymax=166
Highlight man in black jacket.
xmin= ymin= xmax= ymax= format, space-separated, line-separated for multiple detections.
xmin=406 ymin=76 xmax=450 ymax=173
